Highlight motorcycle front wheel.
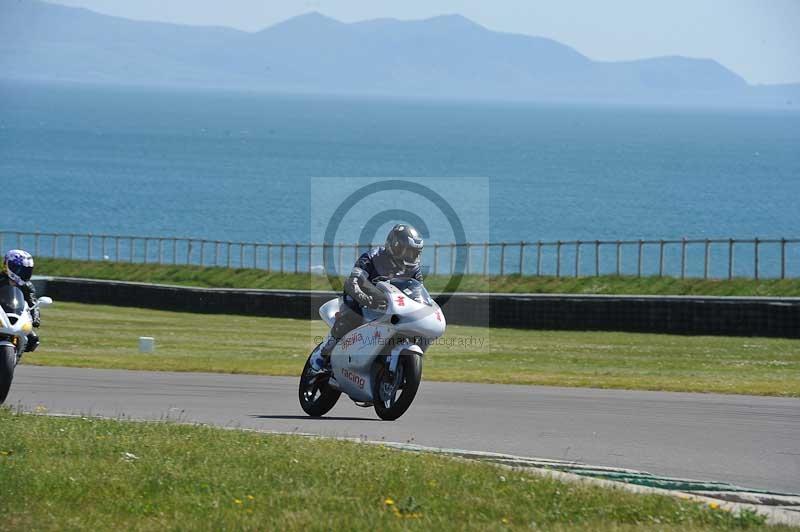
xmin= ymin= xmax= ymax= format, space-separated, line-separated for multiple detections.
xmin=298 ymin=350 xmax=341 ymax=417
xmin=373 ymin=352 xmax=422 ymax=421
xmin=0 ymin=345 xmax=17 ymax=405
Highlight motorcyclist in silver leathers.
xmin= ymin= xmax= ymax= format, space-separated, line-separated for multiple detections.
xmin=310 ymin=224 xmax=424 ymax=372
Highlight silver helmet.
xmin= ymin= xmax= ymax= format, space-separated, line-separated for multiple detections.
xmin=386 ymin=224 xmax=424 ymax=267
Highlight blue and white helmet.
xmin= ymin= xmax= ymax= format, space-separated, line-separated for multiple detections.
xmin=3 ymin=249 xmax=34 ymax=287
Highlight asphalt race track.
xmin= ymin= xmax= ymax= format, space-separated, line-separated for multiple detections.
xmin=9 ymin=365 xmax=800 ymax=494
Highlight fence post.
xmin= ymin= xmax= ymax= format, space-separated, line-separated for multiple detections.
xmin=754 ymin=238 xmax=760 ymax=281
xmin=173 ymin=239 xmax=178 ymax=265
xmin=483 ymin=242 xmax=489 ymax=276
xmin=536 ymin=241 xmax=542 ymax=276
xmin=308 ymin=243 xmax=313 ymax=274
xmin=450 ymin=243 xmax=456 ymax=274
xmin=70 ymin=234 xmax=75 ymax=260
xmin=101 ymin=235 xmax=106 ymax=260
xmin=615 ymin=241 xmax=621 ymax=276
xmin=500 ymin=242 xmax=506 ymax=276
xmin=34 ymin=231 xmax=40 ymax=256
xmin=144 ymin=238 xmax=149 ymax=264
xmin=518 ymin=241 xmax=525 ymax=275
xmin=200 ymin=241 xmax=205 ymax=265
xmin=226 ymin=241 xmax=231 ymax=268
xmin=158 ymin=239 xmax=164 ymax=264
xmin=780 ymin=238 xmax=786 ymax=280
xmin=214 ymin=241 xmax=220 ymax=266
xmin=88 ymin=234 xmax=93 ymax=261
xmin=280 ymin=242 xmax=285 ymax=274
xmin=703 ymin=239 xmax=710 ymax=279
xmin=116 ymin=237 xmax=121 ymax=262
xmin=187 ymin=240 xmax=193 ymax=265
xmin=239 ymin=243 xmax=244 ymax=268
xmin=337 ymin=243 xmax=344 ymax=275
xmin=594 ymin=240 xmax=600 ymax=277
xmin=575 ymin=241 xmax=581 ymax=277
xmin=130 ymin=238 xmax=135 ymax=263
xmin=252 ymin=244 xmax=258 ymax=269
xmin=556 ymin=241 xmax=562 ymax=278
xmin=433 ymin=243 xmax=439 ymax=275
xmin=51 ymin=234 xmax=57 ymax=258
xmin=658 ymin=240 xmax=664 ymax=277
xmin=680 ymin=237 xmax=686 ymax=279
xmin=267 ymin=244 xmax=272 ymax=272
xmin=465 ymin=243 xmax=471 ymax=274
xmin=637 ymin=239 xmax=643 ymax=278
xmin=728 ymin=239 xmax=734 ymax=280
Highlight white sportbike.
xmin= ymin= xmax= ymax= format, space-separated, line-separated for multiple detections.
xmin=299 ymin=277 xmax=446 ymax=421
xmin=0 ymin=285 xmax=53 ymax=404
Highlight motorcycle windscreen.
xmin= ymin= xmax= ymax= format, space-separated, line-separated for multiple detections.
xmin=0 ymin=285 xmax=25 ymax=315
xmin=389 ymin=278 xmax=433 ymax=306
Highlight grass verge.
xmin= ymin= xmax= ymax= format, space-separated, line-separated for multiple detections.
xmin=0 ymin=409 xmax=777 ymax=531
xmin=25 ymin=302 xmax=800 ymax=397
xmin=36 ymin=258 xmax=800 ymax=296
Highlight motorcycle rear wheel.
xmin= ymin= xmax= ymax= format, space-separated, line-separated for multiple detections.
xmin=373 ymin=352 xmax=422 ymax=421
xmin=0 ymin=345 xmax=17 ymax=405
xmin=298 ymin=351 xmax=341 ymax=417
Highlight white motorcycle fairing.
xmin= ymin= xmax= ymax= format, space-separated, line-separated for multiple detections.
xmin=318 ymin=280 xmax=445 ymax=404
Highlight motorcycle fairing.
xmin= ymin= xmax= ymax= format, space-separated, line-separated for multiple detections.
xmin=328 ymin=321 xmax=393 ymax=402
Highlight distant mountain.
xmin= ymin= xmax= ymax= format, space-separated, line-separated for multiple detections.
xmin=1 ymin=0 xmax=797 ymax=107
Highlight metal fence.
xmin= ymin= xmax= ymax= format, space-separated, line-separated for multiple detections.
xmin=2 ymin=230 xmax=799 ymax=280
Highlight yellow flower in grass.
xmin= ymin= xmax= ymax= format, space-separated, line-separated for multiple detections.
xmin=501 ymin=518 xmax=510 ymax=524
xmin=709 ymin=502 xmax=720 ymax=510
xmin=246 ymin=495 xmax=255 ymax=501
xmin=234 ymin=499 xmax=243 ymax=505
xmin=384 ymin=497 xmax=395 ymax=506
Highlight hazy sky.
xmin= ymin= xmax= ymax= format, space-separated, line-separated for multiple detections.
xmin=51 ymin=0 xmax=800 ymax=85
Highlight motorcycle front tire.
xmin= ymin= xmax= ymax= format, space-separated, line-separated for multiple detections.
xmin=374 ymin=352 xmax=422 ymax=421
xmin=0 ymin=345 xmax=17 ymax=405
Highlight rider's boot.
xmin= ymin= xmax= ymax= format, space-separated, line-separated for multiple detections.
xmin=26 ymin=332 xmax=40 ymax=353
xmin=309 ymin=335 xmax=336 ymax=373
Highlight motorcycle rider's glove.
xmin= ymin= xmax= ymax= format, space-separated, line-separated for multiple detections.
xmin=349 ymin=279 xmax=374 ymax=308
xmin=368 ymin=292 xmax=388 ymax=311
xmin=31 ymin=307 xmax=41 ymax=328
xmin=346 ymin=268 xmax=387 ymax=311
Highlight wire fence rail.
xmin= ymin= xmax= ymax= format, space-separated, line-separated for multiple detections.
xmin=2 ymin=230 xmax=799 ymax=280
